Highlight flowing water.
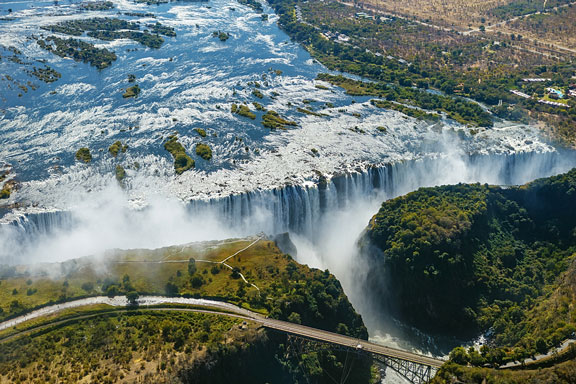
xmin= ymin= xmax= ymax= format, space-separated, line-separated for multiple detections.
xmin=1 ymin=0 xmax=576 ymax=382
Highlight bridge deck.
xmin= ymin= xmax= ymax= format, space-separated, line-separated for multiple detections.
xmin=260 ymin=318 xmax=445 ymax=368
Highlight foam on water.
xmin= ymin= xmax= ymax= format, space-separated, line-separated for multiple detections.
xmin=1 ymin=1 xmax=576 ymax=380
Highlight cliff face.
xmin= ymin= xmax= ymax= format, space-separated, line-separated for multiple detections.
xmin=362 ymin=168 xmax=576 ymax=338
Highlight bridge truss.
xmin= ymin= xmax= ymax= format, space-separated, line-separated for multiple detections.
xmin=284 ymin=334 xmax=437 ymax=384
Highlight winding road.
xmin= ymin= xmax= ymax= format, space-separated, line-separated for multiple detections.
xmin=0 ymin=295 xmax=445 ymax=369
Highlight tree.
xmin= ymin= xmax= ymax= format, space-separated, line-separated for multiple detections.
xmin=81 ymin=282 xmax=94 ymax=292
xmin=449 ymin=346 xmax=469 ymax=365
xmin=126 ymin=291 xmax=139 ymax=305
xmin=288 ymin=312 xmax=302 ymax=324
xmin=106 ymin=285 xmax=118 ymax=298
xmin=536 ymin=337 xmax=548 ymax=354
xmin=165 ymin=282 xmax=178 ymax=296
xmin=188 ymin=258 xmax=197 ymax=275
xmin=191 ymin=275 xmax=204 ymax=288
xmin=122 ymin=274 xmax=133 ymax=291
xmin=9 ymin=300 xmax=23 ymax=313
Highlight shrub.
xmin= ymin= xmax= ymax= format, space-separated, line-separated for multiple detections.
xmin=75 ymin=147 xmax=92 ymax=163
xmin=195 ymin=143 xmax=212 ymax=161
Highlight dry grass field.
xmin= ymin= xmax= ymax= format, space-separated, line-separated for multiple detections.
xmin=358 ymin=0 xmax=509 ymax=29
xmin=357 ymin=0 xmax=574 ymax=33
xmin=500 ymin=6 xmax=576 ymax=50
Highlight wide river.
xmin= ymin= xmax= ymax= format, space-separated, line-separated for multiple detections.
xmin=1 ymin=1 xmax=576 ymax=382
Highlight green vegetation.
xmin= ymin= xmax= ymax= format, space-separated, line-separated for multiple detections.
xmin=213 ymin=31 xmax=230 ymax=41
xmin=195 ymin=128 xmax=207 ymax=137
xmin=36 ymin=37 xmax=117 ymax=69
xmin=195 ymin=143 xmax=213 ymax=161
xmin=252 ymin=101 xmax=265 ymax=111
xmin=262 ymin=110 xmax=297 ymax=129
xmin=231 ymin=103 xmax=256 ymax=119
xmin=0 ymin=184 xmax=10 ymax=199
xmin=30 ymin=66 xmax=61 ymax=83
xmin=364 ymin=168 xmax=576 ymax=365
xmin=108 ymin=141 xmax=128 ymax=157
xmin=252 ymin=88 xmax=264 ymax=99
xmin=122 ymin=84 xmax=141 ymax=98
xmin=238 ymin=0 xmax=264 ymax=12
xmin=0 ymin=238 xmax=367 ymax=337
xmin=148 ymin=22 xmax=176 ymax=37
xmin=79 ymin=1 xmax=114 ymax=10
xmin=432 ymin=358 xmax=576 ymax=384
xmin=319 ymin=74 xmax=491 ymax=127
xmin=163 ymin=135 xmax=194 ymax=174
xmin=42 ymin=18 xmax=175 ymax=49
xmin=488 ymin=0 xmax=571 ymax=19
xmin=266 ymin=0 xmax=576 ymax=142
xmin=297 ymin=107 xmax=326 ymax=117
xmin=75 ymin=148 xmax=92 ymax=163
xmin=115 ymin=165 xmax=126 ymax=182
xmin=371 ymin=99 xmax=440 ymax=121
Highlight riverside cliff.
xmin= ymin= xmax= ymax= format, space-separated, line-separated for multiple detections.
xmin=361 ymin=168 xmax=576 ymax=360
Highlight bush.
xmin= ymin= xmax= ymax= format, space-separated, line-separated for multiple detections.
xmin=195 ymin=143 xmax=212 ymax=161
xmin=75 ymin=147 xmax=92 ymax=163
xmin=164 ymin=136 xmax=194 ymax=174
xmin=191 ymin=275 xmax=204 ymax=288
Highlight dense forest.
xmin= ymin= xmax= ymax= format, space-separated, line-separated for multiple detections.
xmin=362 ymin=168 xmax=576 ymax=366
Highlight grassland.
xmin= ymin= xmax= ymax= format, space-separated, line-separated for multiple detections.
xmin=0 ymin=237 xmax=352 ymax=326
xmin=357 ymin=0 xmax=573 ymax=31
xmin=108 ymin=140 xmax=128 ymax=157
xmin=122 ymin=84 xmax=141 ymax=98
xmin=262 ymin=110 xmax=297 ymax=129
xmin=195 ymin=143 xmax=213 ymax=161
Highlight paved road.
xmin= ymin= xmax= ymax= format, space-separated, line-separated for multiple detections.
xmin=0 ymin=296 xmax=445 ymax=369
xmin=500 ymin=338 xmax=576 ymax=369
xmin=259 ymin=317 xmax=444 ymax=368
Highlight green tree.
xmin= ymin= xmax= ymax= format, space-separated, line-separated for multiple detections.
xmin=536 ymin=337 xmax=548 ymax=354
xmin=191 ymin=275 xmax=204 ymax=288
xmin=288 ymin=312 xmax=302 ymax=324
xmin=126 ymin=291 xmax=139 ymax=305
xmin=449 ymin=347 xmax=469 ymax=365
xmin=188 ymin=258 xmax=197 ymax=275
xmin=165 ymin=282 xmax=178 ymax=296
xmin=106 ymin=285 xmax=118 ymax=298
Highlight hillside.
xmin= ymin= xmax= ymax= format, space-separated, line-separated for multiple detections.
xmin=0 ymin=236 xmax=374 ymax=384
xmin=362 ymin=168 xmax=576 ymax=362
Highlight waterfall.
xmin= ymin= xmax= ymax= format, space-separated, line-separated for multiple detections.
xmin=183 ymin=149 xmax=576 ymax=236
xmin=1 ymin=149 xmax=575 ymax=264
